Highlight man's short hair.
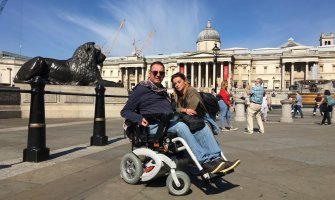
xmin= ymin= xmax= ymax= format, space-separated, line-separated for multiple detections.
xmin=150 ymin=61 xmax=165 ymax=71
xmin=257 ymin=78 xmax=263 ymax=84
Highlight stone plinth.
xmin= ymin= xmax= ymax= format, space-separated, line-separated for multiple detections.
xmin=16 ymin=83 xmax=128 ymax=118
xmin=280 ymin=99 xmax=293 ymax=123
xmin=234 ymin=98 xmax=246 ymax=122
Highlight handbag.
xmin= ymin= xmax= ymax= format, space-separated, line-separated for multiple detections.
xmin=181 ymin=114 xmax=206 ymax=132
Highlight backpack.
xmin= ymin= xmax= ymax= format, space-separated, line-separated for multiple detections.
xmin=326 ymin=96 xmax=335 ymax=106
xmin=199 ymin=92 xmax=220 ymax=119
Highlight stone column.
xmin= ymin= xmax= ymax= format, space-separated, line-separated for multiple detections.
xmin=134 ymin=67 xmax=138 ymax=85
xmin=198 ymin=63 xmax=201 ymax=88
xmin=290 ymin=63 xmax=295 ymax=86
xmin=220 ymin=62 xmax=223 ymax=83
xmin=305 ymin=62 xmax=309 ymax=80
xmin=205 ymin=62 xmax=209 ymax=88
xmin=228 ymin=62 xmax=232 ymax=90
xmin=280 ymin=99 xmax=293 ymax=123
xmin=125 ymin=68 xmax=129 ymax=90
xmin=184 ymin=63 xmax=187 ymax=77
xmin=281 ymin=63 xmax=285 ymax=89
xmin=234 ymin=98 xmax=246 ymax=121
xmin=191 ymin=63 xmax=194 ymax=87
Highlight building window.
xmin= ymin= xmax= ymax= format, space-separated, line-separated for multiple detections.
xmin=243 ymin=66 xmax=247 ymax=73
xmin=264 ymin=66 xmax=267 ymax=74
xmin=242 ymin=81 xmax=247 ymax=88
xmin=276 ymin=66 xmax=280 ymax=73
xmin=319 ymin=65 xmax=323 ymax=72
xmin=333 ymin=65 xmax=335 ymax=72
xmin=286 ymin=81 xmax=290 ymax=88
xmin=234 ymin=81 xmax=238 ymax=88
xmin=263 ymin=80 xmax=268 ymax=89
xmin=102 ymin=70 xmax=105 ymax=77
xmin=110 ymin=70 xmax=113 ymax=76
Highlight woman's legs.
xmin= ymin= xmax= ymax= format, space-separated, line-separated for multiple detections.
xmin=218 ymin=100 xmax=228 ymax=128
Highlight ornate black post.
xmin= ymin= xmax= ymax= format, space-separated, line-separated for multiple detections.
xmin=23 ymin=76 xmax=50 ymax=162
xmin=90 ymin=83 xmax=108 ymax=146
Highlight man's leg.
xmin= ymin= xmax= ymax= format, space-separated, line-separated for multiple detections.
xmin=167 ymin=121 xmax=209 ymax=164
xmin=193 ymin=124 xmax=221 ymax=161
xmin=246 ymin=103 xmax=256 ymax=133
xmin=254 ymin=105 xmax=264 ymax=133
xmin=298 ymin=105 xmax=304 ymax=118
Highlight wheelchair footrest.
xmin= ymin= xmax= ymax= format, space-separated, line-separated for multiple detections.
xmin=203 ymin=169 xmax=235 ymax=181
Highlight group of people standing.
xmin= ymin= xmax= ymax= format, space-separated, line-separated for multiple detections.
xmin=290 ymin=90 xmax=334 ymax=125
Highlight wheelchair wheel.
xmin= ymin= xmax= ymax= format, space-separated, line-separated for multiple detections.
xmin=120 ymin=153 xmax=143 ymax=185
xmin=166 ymin=171 xmax=191 ymax=196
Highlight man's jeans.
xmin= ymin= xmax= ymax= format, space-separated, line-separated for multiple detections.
xmin=148 ymin=121 xmax=221 ymax=164
xmin=293 ymin=105 xmax=303 ymax=118
xmin=218 ymin=100 xmax=231 ymax=128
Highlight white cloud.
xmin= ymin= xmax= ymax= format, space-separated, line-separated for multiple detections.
xmin=60 ymin=0 xmax=203 ymax=56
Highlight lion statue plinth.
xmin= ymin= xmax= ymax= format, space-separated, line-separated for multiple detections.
xmin=14 ymin=42 xmax=123 ymax=87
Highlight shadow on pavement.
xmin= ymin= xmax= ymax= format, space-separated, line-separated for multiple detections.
xmin=49 ymin=147 xmax=87 ymax=159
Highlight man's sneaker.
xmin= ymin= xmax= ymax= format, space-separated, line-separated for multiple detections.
xmin=227 ymin=127 xmax=238 ymax=131
xmin=216 ymin=159 xmax=241 ymax=174
xmin=257 ymin=130 xmax=265 ymax=134
xmin=326 ymin=123 xmax=332 ymax=126
xmin=222 ymin=128 xmax=230 ymax=132
xmin=202 ymin=161 xmax=225 ymax=174
xmin=313 ymin=112 xmax=316 ymax=116
xmin=244 ymin=131 xmax=253 ymax=134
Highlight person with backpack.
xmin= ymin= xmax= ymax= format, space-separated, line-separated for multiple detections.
xmin=218 ymin=80 xmax=238 ymax=131
xmin=171 ymin=72 xmax=222 ymax=135
xmin=320 ymin=90 xmax=334 ymax=125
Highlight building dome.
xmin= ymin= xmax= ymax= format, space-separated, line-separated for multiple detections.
xmin=196 ymin=20 xmax=221 ymax=43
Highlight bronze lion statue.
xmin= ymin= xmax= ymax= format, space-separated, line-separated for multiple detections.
xmin=14 ymin=42 xmax=123 ymax=87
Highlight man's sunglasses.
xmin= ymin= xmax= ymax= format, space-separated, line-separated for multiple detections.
xmin=151 ymin=71 xmax=165 ymax=76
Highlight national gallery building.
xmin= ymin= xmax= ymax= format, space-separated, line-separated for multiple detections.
xmin=102 ymin=21 xmax=335 ymax=92
xmin=1 ymin=21 xmax=335 ymax=92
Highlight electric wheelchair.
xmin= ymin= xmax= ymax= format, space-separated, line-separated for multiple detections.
xmin=120 ymin=113 xmax=234 ymax=196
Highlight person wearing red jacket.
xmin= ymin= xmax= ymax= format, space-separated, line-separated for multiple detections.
xmin=218 ymin=81 xmax=238 ymax=131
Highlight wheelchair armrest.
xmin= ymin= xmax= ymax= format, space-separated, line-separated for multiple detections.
xmin=142 ymin=113 xmax=173 ymax=143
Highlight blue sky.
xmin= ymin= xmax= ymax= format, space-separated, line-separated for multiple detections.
xmin=1 ymin=0 xmax=335 ymax=59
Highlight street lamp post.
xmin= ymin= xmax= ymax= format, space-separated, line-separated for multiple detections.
xmin=212 ymin=43 xmax=220 ymax=93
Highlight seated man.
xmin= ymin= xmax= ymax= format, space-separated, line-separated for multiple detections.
xmin=121 ymin=61 xmax=240 ymax=174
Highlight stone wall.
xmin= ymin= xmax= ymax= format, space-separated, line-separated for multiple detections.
xmin=0 ymin=86 xmax=21 ymax=118
xmin=16 ymin=83 xmax=128 ymax=118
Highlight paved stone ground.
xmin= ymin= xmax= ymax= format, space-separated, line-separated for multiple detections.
xmin=0 ymin=109 xmax=334 ymax=200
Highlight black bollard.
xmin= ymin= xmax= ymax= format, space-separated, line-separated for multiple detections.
xmin=23 ymin=76 xmax=50 ymax=162
xmin=90 ymin=83 xmax=108 ymax=146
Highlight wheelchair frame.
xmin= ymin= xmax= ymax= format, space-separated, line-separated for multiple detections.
xmin=120 ymin=113 xmax=232 ymax=196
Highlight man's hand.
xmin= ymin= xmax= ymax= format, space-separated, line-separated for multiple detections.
xmin=140 ymin=118 xmax=149 ymax=127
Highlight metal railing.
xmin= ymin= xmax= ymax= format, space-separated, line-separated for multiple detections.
xmin=0 ymin=76 xmax=128 ymax=162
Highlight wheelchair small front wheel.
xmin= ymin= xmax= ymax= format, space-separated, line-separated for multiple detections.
xmin=166 ymin=171 xmax=191 ymax=196
xmin=120 ymin=153 xmax=143 ymax=185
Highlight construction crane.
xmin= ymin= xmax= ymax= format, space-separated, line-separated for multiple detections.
xmin=133 ymin=31 xmax=154 ymax=57
xmin=0 ymin=0 xmax=8 ymax=15
xmin=104 ymin=18 xmax=125 ymax=57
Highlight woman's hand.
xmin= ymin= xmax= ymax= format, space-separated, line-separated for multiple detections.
xmin=185 ymin=108 xmax=197 ymax=115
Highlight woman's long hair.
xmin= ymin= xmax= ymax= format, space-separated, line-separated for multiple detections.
xmin=220 ymin=80 xmax=228 ymax=91
xmin=171 ymin=72 xmax=190 ymax=104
